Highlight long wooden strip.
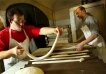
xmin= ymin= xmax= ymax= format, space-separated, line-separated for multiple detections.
xmin=44 ymin=55 xmax=90 ymax=61
xmin=50 ymin=54 xmax=90 ymax=58
xmin=57 ymin=45 xmax=96 ymax=50
xmin=52 ymin=50 xmax=89 ymax=55
xmin=30 ymin=54 xmax=90 ymax=61
xmin=51 ymin=53 xmax=87 ymax=57
xmin=32 ymin=58 xmax=84 ymax=64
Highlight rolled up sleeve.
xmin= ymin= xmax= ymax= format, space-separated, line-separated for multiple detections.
xmin=85 ymin=16 xmax=99 ymax=35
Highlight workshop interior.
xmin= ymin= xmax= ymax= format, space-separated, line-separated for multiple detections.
xmin=0 ymin=0 xmax=106 ymax=74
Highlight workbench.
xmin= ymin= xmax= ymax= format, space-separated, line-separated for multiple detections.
xmin=2 ymin=43 xmax=106 ymax=74
xmin=26 ymin=56 xmax=106 ymax=74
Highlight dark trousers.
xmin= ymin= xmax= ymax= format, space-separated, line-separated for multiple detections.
xmin=0 ymin=60 xmax=5 ymax=73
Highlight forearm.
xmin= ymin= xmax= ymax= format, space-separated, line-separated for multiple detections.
xmin=76 ymin=34 xmax=85 ymax=43
xmin=39 ymin=27 xmax=56 ymax=35
xmin=81 ymin=33 xmax=98 ymax=45
xmin=0 ymin=50 xmax=14 ymax=59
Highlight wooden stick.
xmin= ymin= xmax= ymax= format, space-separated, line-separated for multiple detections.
xmin=51 ymin=53 xmax=87 ymax=57
xmin=61 ymin=45 xmax=96 ymax=50
xmin=25 ymin=33 xmax=59 ymax=61
xmin=44 ymin=55 xmax=90 ymax=61
xmin=32 ymin=58 xmax=84 ymax=64
xmin=50 ymin=54 xmax=90 ymax=58
xmin=52 ymin=50 xmax=89 ymax=55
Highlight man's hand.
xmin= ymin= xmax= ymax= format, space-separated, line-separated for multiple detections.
xmin=54 ymin=27 xmax=63 ymax=35
xmin=10 ymin=46 xmax=24 ymax=56
xmin=75 ymin=42 xmax=84 ymax=51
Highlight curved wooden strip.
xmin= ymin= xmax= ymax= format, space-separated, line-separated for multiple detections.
xmin=26 ymin=32 xmax=59 ymax=61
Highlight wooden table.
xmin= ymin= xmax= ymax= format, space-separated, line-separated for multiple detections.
xmin=26 ymin=43 xmax=106 ymax=74
xmin=2 ymin=43 xmax=106 ymax=74
xmin=26 ymin=57 xmax=106 ymax=74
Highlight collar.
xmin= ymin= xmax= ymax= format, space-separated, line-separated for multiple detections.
xmin=82 ymin=14 xmax=88 ymax=22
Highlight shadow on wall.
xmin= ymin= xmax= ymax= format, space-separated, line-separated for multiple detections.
xmin=0 ymin=16 xmax=5 ymax=30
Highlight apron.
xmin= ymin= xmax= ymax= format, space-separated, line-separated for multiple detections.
xmin=81 ymin=25 xmax=106 ymax=63
xmin=3 ymin=29 xmax=30 ymax=70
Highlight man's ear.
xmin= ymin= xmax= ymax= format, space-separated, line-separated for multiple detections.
xmin=8 ymin=19 xmax=11 ymax=23
xmin=8 ymin=16 xmax=14 ymax=23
